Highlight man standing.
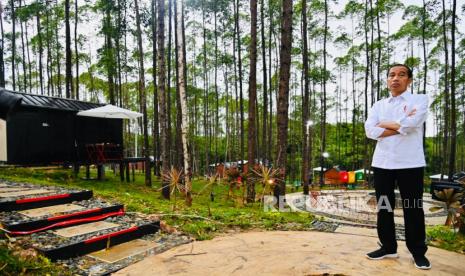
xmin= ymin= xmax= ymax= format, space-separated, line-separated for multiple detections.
xmin=364 ymin=64 xmax=431 ymax=270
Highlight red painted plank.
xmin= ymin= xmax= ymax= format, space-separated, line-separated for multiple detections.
xmin=15 ymin=193 xmax=70 ymax=204
xmin=84 ymin=226 xmax=139 ymax=244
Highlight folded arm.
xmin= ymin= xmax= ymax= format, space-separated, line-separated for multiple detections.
xmin=365 ymin=102 xmax=399 ymax=140
xmin=377 ymin=96 xmax=429 ymax=135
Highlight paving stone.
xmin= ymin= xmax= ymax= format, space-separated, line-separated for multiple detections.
xmin=88 ymin=239 xmax=157 ymax=263
xmin=18 ymin=204 xmax=85 ymax=218
xmin=0 ymin=189 xmax=51 ymax=197
xmin=287 ymin=191 xmax=448 ymax=227
xmin=335 ymin=225 xmax=377 ymax=237
xmin=425 ymin=216 xmax=448 ymax=226
xmin=54 ymin=221 xmax=120 ymax=238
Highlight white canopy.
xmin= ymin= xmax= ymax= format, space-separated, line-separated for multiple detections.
xmin=77 ymin=104 xmax=142 ymax=119
xmin=312 ymin=167 xmax=327 ymax=172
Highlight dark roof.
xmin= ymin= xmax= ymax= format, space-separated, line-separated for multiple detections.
xmin=0 ymin=89 xmax=103 ymax=112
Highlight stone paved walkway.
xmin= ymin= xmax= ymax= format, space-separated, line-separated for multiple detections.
xmin=113 ymin=231 xmax=464 ymax=276
xmin=285 ymin=191 xmax=448 ymax=227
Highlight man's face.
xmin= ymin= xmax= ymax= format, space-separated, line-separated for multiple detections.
xmin=387 ymin=66 xmax=412 ymax=96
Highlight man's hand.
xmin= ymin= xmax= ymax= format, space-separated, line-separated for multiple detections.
xmin=377 ymin=121 xmax=400 ymax=130
xmin=378 ymin=129 xmax=399 ymax=138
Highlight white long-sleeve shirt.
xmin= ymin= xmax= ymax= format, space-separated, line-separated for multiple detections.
xmin=365 ymin=91 xmax=429 ymax=169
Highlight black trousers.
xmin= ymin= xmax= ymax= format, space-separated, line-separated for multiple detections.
xmin=373 ymin=167 xmax=428 ymax=257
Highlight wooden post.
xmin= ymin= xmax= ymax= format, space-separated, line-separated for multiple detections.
xmin=73 ymin=163 xmax=80 ymax=177
xmin=120 ymin=161 xmax=124 ymax=182
xmin=132 ymin=164 xmax=135 ymax=182
xmin=86 ymin=165 xmax=90 ymax=179
xmin=126 ymin=162 xmax=130 ymax=182
xmin=97 ymin=165 xmax=104 ymax=180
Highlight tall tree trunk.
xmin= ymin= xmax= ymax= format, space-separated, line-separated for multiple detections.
xmin=268 ymin=3 xmax=273 ymax=164
xmin=104 ymin=4 xmax=115 ymax=105
xmin=115 ymin=0 xmax=123 ymax=106
xmin=167 ymin=0 xmax=173 ymax=165
xmin=0 ymin=3 xmax=5 ymax=88
xmin=46 ymin=6 xmax=52 ymax=96
xmin=376 ymin=0 xmax=381 ymax=101
xmin=214 ymin=10 xmax=219 ymax=167
xmin=369 ymin=0 xmax=375 ymax=104
xmin=319 ymin=0 xmax=328 ymax=186
xmin=10 ymin=0 xmax=16 ymax=91
xmin=448 ymin=0 xmax=457 ymax=179
xmin=134 ymin=0 xmax=152 ymax=187
xmin=275 ymin=0 xmax=292 ymax=196
xmin=351 ymin=19 xmax=357 ymax=169
xmin=421 ymin=0 xmax=428 ymax=148
xmin=54 ymin=16 xmax=62 ymax=97
xmin=421 ymin=0 xmax=428 ymax=94
xmin=174 ymin=0 xmax=183 ymax=169
xmin=247 ymin=0 xmax=258 ymax=203
xmin=260 ymin=0 xmax=268 ymax=164
xmin=65 ymin=0 xmax=73 ymax=98
xmin=37 ymin=13 xmax=44 ymax=95
xmin=26 ymin=21 xmax=32 ymax=93
xmin=175 ymin=0 xmax=192 ymax=206
xmin=158 ymin=0 xmax=170 ymax=199
xmin=152 ymin=0 xmax=160 ymax=176
xmin=19 ymin=1 xmax=27 ymax=93
xmin=441 ymin=0 xmax=450 ymax=179
xmin=235 ymin=0 xmax=245 ymax=167
xmin=363 ymin=0 xmax=371 ymax=178
xmin=222 ymin=21 xmax=231 ymax=163
xmin=232 ymin=0 xmax=238 ymax=163
xmin=301 ymin=0 xmax=310 ymax=195
xmin=74 ymin=0 xmax=79 ymax=100
xmin=202 ymin=3 xmax=209 ymax=174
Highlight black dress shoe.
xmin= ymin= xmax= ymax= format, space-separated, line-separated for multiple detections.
xmin=412 ymin=255 xmax=431 ymax=270
xmin=366 ymin=248 xmax=398 ymax=260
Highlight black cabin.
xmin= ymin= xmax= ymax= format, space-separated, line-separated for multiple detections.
xmin=0 ymin=89 xmax=123 ymax=165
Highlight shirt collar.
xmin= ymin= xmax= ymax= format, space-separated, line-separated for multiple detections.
xmin=388 ymin=91 xmax=411 ymax=103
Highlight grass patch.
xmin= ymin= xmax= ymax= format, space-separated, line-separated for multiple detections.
xmin=0 ymin=166 xmax=313 ymax=273
xmin=427 ymin=225 xmax=465 ymax=254
xmin=0 ymin=240 xmax=71 ymax=276
xmin=0 ymin=166 xmax=315 ymax=239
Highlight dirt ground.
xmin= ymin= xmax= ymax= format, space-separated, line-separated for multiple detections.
xmin=113 ymin=230 xmax=464 ymax=276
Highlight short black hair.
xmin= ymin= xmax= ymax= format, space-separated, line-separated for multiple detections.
xmin=387 ymin=64 xmax=413 ymax=79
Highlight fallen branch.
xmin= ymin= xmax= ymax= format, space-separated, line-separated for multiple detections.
xmin=173 ymin=252 xmax=207 ymax=257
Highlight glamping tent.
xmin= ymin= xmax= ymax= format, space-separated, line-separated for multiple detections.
xmin=0 ymin=89 xmax=129 ymax=165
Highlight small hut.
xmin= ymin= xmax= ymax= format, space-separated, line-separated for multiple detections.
xmin=323 ymin=167 xmax=343 ymax=185
xmin=0 ymin=89 xmax=123 ymax=166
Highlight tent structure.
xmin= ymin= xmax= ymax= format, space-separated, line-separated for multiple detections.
xmin=77 ymin=104 xmax=142 ymax=119
xmin=354 ymin=169 xmax=373 ymax=175
xmin=429 ymin=174 xmax=448 ymax=180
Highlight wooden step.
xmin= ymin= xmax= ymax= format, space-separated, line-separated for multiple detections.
xmin=1 ymin=201 xmax=124 ymax=234
xmin=34 ymin=214 xmax=160 ymax=261
xmin=88 ymin=239 xmax=158 ymax=264
xmin=0 ymin=189 xmax=93 ymax=211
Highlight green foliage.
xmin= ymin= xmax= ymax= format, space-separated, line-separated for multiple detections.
xmin=0 ymin=240 xmax=71 ymax=276
xmin=0 ymin=167 xmax=315 ymax=242
xmin=427 ymin=225 xmax=465 ymax=254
